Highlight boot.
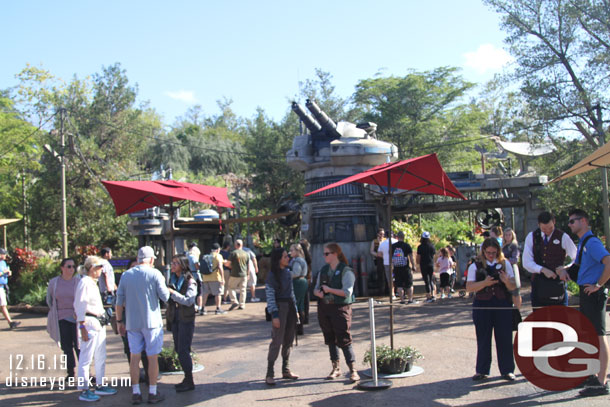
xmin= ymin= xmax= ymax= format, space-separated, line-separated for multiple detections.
xmin=265 ymin=361 xmax=276 ymax=385
xmin=282 ymin=359 xmax=299 ymax=380
xmin=347 ymin=362 xmax=360 ymax=383
xmin=326 ymin=360 xmax=342 ymax=380
xmin=175 ymin=372 xmax=195 ymax=392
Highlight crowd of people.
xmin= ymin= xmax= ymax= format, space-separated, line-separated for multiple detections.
xmin=0 ymin=206 xmax=607 ymax=400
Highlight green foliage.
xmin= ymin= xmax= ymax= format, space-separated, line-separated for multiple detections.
xmin=363 ymin=344 xmax=423 ymax=368
xmin=567 ymin=280 xmax=580 ymax=297
xmin=353 ymin=67 xmax=485 ymax=170
xmin=158 ymin=347 xmax=198 ymax=372
xmin=11 ymin=257 xmax=59 ymax=305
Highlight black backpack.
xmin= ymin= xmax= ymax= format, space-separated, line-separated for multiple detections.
xmin=199 ymin=253 xmax=214 ymax=275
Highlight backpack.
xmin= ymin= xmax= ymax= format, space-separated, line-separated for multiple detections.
xmin=392 ymin=247 xmax=408 ymax=267
xmin=199 ymin=254 xmax=214 ymax=275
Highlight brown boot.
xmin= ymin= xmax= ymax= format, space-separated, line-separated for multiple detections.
xmin=265 ymin=362 xmax=276 ymax=386
xmin=326 ymin=360 xmax=341 ymax=380
xmin=282 ymin=359 xmax=299 ymax=380
xmin=347 ymin=362 xmax=360 ymax=383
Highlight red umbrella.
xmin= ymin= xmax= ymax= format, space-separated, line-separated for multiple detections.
xmin=305 ymin=153 xmax=465 ymax=200
xmin=305 ymin=153 xmax=466 ymax=348
xmin=102 ymin=180 xmax=233 ymax=216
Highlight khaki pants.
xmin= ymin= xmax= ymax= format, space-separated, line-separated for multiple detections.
xmin=228 ymin=276 xmax=247 ymax=307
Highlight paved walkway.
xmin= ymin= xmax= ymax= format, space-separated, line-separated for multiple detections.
xmin=0 ymin=287 xmax=608 ymax=406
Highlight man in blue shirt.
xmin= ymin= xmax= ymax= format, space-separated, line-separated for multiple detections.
xmin=563 ymin=209 xmax=610 ymax=397
xmin=116 ymin=246 xmax=170 ymax=404
xmin=0 ymin=248 xmax=20 ymax=329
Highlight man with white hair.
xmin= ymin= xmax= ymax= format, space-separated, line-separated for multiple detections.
xmin=116 ymin=246 xmax=169 ymax=404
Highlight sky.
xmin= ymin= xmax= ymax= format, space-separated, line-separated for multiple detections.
xmin=2 ymin=0 xmax=513 ymax=125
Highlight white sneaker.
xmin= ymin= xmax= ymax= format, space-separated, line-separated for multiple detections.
xmin=441 ymin=294 xmax=446 ymax=299
xmin=448 ymin=294 xmax=453 ymax=298
xmin=251 ymin=297 xmax=261 ymax=303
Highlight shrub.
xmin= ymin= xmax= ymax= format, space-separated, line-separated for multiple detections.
xmin=10 ymin=257 xmax=60 ymax=305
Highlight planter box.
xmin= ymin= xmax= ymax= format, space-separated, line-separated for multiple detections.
xmin=378 ymin=357 xmax=413 ymax=374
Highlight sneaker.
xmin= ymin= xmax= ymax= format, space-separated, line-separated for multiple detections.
xmin=215 ymin=309 xmax=227 ymax=315
xmin=579 ymin=383 xmax=609 ymax=397
xmin=79 ymin=389 xmax=100 ymax=402
xmin=95 ymin=385 xmax=117 ymax=396
xmin=448 ymin=294 xmax=453 ymax=298
xmin=238 ymin=305 xmax=245 ymax=310
xmin=251 ymin=297 xmax=261 ymax=303
xmin=222 ymin=300 xmax=231 ymax=305
xmin=472 ymin=373 xmax=488 ymax=381
xmin=425 ymin=297 xmax=436 ymax=303
xmin=577 ymin=375 xmax=601 ymax=388
xmin=450 ymin=288 xmax=455 ymax=293
xmin=229 ymin=303 xmax=239 ymax=311
xmin=502 ymin=373 xmax=516 ymax=381
xmin=441 ymin=294 xmax=446 ymax=299
xmin=131 ymin=393 xmax=143 ymax=405
xmin=9 ymin=321 xmax=21 ymax=329
xmin=400 ymin=300 xmax=406 ymax=305
xmin=407 ymin=300 xmax=419 ymax=304
xmin=199 ymin=308 xmax=207 ymax=316
xmin=147 ymin=391 xmax=165 ymax=404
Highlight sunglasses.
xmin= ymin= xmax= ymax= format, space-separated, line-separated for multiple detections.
xmin=568 ymin=217 xmax=582 ymax=225
xmin=323 ymin=252 xmax=334 ymax=257
xmin=64 ymin=265 xmax=75 ymax=269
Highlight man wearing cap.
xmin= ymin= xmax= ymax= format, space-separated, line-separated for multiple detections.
xmin=0 ymin=248 xmax=20 ymax=329
xmin=116 ymin=246 xmax=169 ymax=404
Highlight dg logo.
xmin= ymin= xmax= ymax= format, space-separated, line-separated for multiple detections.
xmin=514 ymin=305 xmax=600 ymax=391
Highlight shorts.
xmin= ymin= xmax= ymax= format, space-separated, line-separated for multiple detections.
xmin=393 ymin=267 xmax=413 ymax=289
xmin=440 ymin=273 xmax=451 ymax=288
xmin=579 ymin=287 xmax=608 ymax=335
xmin=202 ymin=281 xmax=223 ymax=296
xmin=247 ymin=268 xmax=257 ymax=288
xmin=127 ymin=327 xmax=164 ymax=355
xmin=0 ymin=286 xmax=7 ymax=306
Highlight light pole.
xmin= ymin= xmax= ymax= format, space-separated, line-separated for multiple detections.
xmin=59 ymin=108 xmax=68 ymax=258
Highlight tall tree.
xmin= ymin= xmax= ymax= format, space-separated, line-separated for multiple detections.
xmin=353 ymin=67 xmax=485 ymax=168
xmin=484 ymin=0 xmax=609 ymax=146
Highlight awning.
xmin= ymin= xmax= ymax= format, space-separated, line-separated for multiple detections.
xmin=101 ymin=180 xmax=234 ymax=216
xmin=305 ymin=153 xmax=466 ymax=200
xmin=549 ymin=141 xmax=610 ymax=183
xmin=0 ymin=219 xmax=21 ymax=227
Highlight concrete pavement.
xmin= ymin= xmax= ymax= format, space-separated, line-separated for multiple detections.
xmin=0 ymin=287 xmax=609 ymax=406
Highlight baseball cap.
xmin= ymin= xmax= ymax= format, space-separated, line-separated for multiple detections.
xmin=211 ymin=243 xmax=220 ymax=250
xmin=0 ymin=248 xmax=7 ymax=255
xmin=422 ymin=231 xmax=430 ymax=239
xmin=137 ymin=246 xmax=157 ymax=260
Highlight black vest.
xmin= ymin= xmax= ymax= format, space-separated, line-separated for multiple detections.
xmin=474 ymin=260 xmax=510 ymax=301
xmin=533 ymin=228 xmax=566 ymax=271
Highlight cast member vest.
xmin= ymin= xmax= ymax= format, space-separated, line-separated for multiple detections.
xmin=533 ymin=228 xmax=566 ymax=271
xmin=474 ymin=260 xmax=510 ymax=301
xmin=320 ymin=262 xmax=354 ymax=305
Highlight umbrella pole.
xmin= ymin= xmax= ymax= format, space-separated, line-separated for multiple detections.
xmin=387 ymin=171 xmax=394 ymax=350
xmin=169 ymin=200 xmax=175 ymax=263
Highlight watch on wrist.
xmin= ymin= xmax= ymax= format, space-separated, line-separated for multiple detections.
xmin=595 ymin=283 xmax=602 ymax=288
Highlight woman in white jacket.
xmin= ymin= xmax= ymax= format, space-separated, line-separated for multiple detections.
xmin=73 ymin=256 xmax=117 ymax=402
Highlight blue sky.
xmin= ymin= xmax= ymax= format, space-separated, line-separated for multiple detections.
xmin=2 ymin=0 xmax=512 ymax=125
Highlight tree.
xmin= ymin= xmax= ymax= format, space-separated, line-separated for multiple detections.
xmin=14 ymin=63 xmax=160 ymax=254
xmin=0 ymin=93 xmax=42 ymax=247
xmin=484 ymin=0 xmax=609 ymax=147
xmin=485 ymin=0 xmax=610 ymax=242
xmin=353 ymin=67 xmax=486 ymax=168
